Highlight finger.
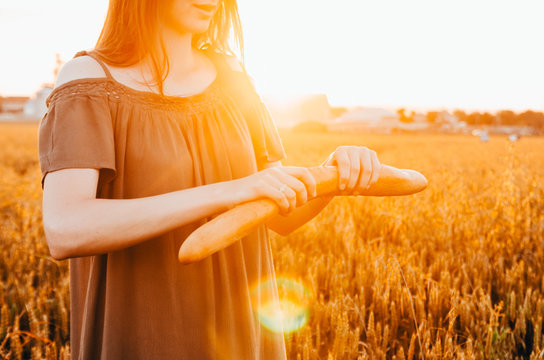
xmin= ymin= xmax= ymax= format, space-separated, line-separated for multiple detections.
xmin=267 ymin=173 xmax=298 ymax=211
xmin=321 ymin=153 xmax=335 ymax=167
xmin=283 ymin=167 xmax=317 ymax=198
xmin=272 ymin=168 xmax=308 ymax=206
xmin=334 ymin=151 xmax=350 ymax=192
xmin=369 ymin=151 xmax=380 ymax=186
xmin=262 ymin=175 xmax=292 ymax=212
xmin=358 ymin=151 xmax=373 ymax=191
xmin=346 ymin=151 xmax=360 ymax=192
xmin=273 ymin=178 xmax=297 ymax=212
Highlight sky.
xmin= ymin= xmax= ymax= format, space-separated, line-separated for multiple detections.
xmin=1 ymin=0 xmax=543 ymax=112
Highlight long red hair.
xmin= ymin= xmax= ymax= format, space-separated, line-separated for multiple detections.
xmin=92 ymin=0 xmax=244 ymax=94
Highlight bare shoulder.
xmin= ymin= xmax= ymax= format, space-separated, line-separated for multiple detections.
xmin=55 ymin=55 xmax=107 ymax=88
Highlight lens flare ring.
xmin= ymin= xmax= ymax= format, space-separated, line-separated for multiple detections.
xmin=250 ymin=276 xmax=314 ymax=334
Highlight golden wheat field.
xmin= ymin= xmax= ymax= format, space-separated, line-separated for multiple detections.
xmin=0 ymin=122 xmax=543 ymax=359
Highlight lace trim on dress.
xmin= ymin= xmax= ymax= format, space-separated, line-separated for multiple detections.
xmin=46 ymin=77 xmax=221 ymax=111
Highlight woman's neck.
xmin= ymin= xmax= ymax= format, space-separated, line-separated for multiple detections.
xmin=159 ymin=26 xmax=200 ymax=79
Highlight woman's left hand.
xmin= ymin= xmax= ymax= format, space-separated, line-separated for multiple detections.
xmin=321 ymin=146 xmax=381 ymax=195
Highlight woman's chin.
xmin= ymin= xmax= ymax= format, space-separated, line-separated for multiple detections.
xmin=166 ymin=19 xmax=212 ymax=36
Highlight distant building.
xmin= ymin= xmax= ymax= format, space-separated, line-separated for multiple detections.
xmin=431 ymin=111 xmax=467 ymax=133
xmin=336 ymin=107 xmax=399 ymax=123
xmin=436 ymin=111 xmax=459 ymax=124
xmin=265 ymin=94 xmax=331 ymax=127
xmin=0 ymin=96 xmax=30 ymax=113
xmin=24 ymin=84 xmax=53 ymax=119
xmin=296 ymin=94 xmax=331 ymax=122
xmin=328 ymin=107 xmax=435 ymax=133
xmin=412 ymin=113 xmax=427 ymax=123
xmin=0 ymin=54 xmax=62 ymax=121
xmin=330 ymin=107 xmax=414 ymax=133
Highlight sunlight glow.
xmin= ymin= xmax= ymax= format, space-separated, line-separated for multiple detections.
xmin=238 ymin=0 xmax=544 ymax=112
xmin=251 ymin=276 xmax=314 ymax=334
xmin=2 ymin=0 xmax=543 ymax=112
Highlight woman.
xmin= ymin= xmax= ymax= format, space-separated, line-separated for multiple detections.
xmin=38 ymin=0 xmax=380 ymax=358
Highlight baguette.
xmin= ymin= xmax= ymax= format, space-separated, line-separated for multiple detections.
xmin=178 ymin=165 xmax=427 ymax=264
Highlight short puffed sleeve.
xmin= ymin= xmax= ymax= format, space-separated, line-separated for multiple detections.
xmin=218 ymin=54 xmax=287 ymax=164
xmin=38 ymin=83 xmax=116 ymax=191
xmin=243 ymin=88 xmax=287 ymax=164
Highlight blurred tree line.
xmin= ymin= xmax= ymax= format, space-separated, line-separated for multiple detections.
xmin=430 ymin=109 xmax=544 ymax=129
xmin=330 ymin=106 xmax=544 ymax=132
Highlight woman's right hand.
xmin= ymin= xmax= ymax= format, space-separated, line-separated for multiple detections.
xmin=230 ymin=166 xmax=317 ymax=215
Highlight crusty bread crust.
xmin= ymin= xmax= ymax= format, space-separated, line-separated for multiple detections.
xmin=178 ymin=165 xmax=428 ymax=264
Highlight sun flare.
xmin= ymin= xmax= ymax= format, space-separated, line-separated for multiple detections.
xmin=251 ymin=276 xmax=314 ymax=334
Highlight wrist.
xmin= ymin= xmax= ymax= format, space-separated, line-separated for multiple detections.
xmin=218 ymin=178 xmax=253 ymax=209
xmin=205 ymin=181 xmax=235 ymax=211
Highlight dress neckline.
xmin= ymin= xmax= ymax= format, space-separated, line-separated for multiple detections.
xmin=103 ymin=71 xmax=219 ymax=103
xmin=47 ymin=49 xmax=223 ymax=106
xmin=93 ymin=49 xmax=220 ymax=101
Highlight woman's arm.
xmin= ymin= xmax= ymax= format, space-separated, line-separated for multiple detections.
xmin=43 ymin=169 xmax=232 ymax=259
xmin=42 ymin=165 xmax=316 ymax=260
xmin=42 ymin=56 xmax=325 ymax=259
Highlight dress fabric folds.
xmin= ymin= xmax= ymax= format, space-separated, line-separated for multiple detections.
xmin=38 ymin=49 xmax=288 ymax=360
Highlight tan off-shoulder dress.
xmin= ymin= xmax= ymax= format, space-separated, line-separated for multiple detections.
xmin=38 ymin=49 xmax=288 ymax=360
